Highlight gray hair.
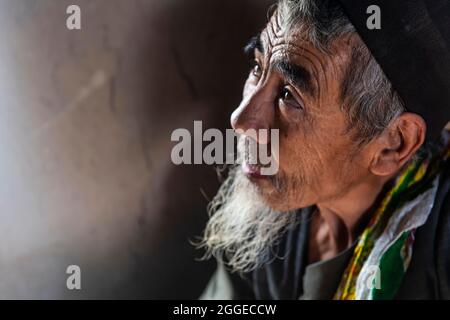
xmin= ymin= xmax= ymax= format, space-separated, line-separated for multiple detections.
xmin=278 ymin=0 xmax=405 ymax=143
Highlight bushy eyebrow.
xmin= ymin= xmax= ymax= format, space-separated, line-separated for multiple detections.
xmin=274 ymin=60 xmax=316 ymax=97
xmin=244 ymin=34 xmax=263 ymax=57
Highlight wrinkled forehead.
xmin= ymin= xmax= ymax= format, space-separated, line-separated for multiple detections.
xmin=260 ymin=10 xmax=310 ymax=55
xmin=256 ymin=12 xmax=326 ymax=85
xmin=261 ymin=9 xmax=352 ymax=51
xmin=258 ymin=11 xmax=355 ymax=82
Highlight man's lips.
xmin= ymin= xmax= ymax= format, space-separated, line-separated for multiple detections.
xmin=242 ymin=163 xmax=268 ymax=180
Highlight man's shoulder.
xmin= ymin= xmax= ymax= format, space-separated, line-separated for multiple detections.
xmin=400 ymin=161 xmax=450 ymax=298
xmin=434 ymin=161 xmax=450 ymax=298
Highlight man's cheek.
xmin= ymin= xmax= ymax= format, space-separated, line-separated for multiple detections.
xmin=279 ymin=139 xmax=306 ymax=168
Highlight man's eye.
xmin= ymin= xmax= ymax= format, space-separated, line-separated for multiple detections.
xmin=251 ymin=62 xmax=262 ymax=77
xmin=280 ymin=87 xmax=293 ymax=100
xmin=279 ymin=87 xmax=302 ymax=109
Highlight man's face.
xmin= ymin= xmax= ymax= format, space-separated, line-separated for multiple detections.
xmin=231 ymin=13 xmax=370 ymax=212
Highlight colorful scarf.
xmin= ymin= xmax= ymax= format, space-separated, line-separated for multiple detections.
xmin=334 ymin=128 xmax=450 ymax=300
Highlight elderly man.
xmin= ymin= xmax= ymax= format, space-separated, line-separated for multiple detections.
xmin=199 ymin=0 xmax=450 ymax=300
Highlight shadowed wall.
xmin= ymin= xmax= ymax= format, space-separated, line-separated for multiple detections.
xmin=0 ymin=0 xmax=272 ymax=298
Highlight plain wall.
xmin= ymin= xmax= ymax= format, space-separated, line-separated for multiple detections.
xmin=0 ymin=0 xmax=272 ymax=298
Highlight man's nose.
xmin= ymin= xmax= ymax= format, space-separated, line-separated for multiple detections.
xmin=230 ymin=87 xmax=274 ymax=144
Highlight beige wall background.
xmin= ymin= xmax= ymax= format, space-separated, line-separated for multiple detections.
xmin=0 ymin=0 xmax=271 ymax=298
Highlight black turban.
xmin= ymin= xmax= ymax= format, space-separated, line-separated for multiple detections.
xmin=337 ymin=0 xmax=450 ymax=141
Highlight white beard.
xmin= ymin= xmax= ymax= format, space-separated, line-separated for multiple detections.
xmin=199 ymin=166 xmax=297 ymax=273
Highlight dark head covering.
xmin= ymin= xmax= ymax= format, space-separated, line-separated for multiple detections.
xmin=337 ymin=0 xmax=450 ymax=141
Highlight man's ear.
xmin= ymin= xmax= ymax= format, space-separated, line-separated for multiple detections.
xmin=369 ymin=113 xmax=426 ymax=177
